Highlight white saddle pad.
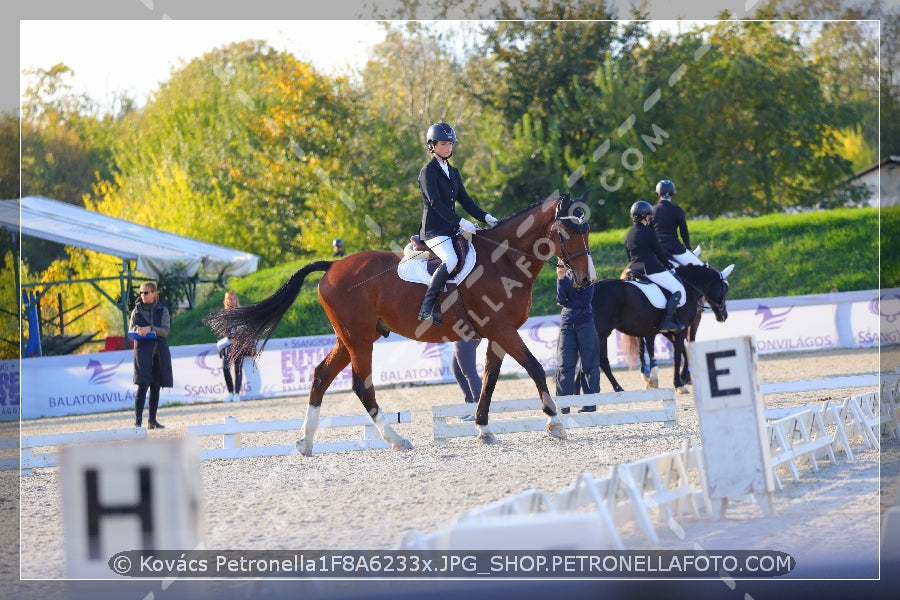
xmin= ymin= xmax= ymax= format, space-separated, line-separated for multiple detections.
xmin=627 ymin=280 xmax=667 ymax=309
xmin=397 ymin=244 xmax=478 ymax=286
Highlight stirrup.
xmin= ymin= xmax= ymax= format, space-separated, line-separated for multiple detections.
xmin=418 ymin=309 xmax=443 ymax=324
xmin=659 ymin=320 xmax=684 ymax=334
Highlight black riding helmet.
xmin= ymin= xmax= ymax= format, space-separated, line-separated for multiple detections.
xmin=426 ymin=122 xmax=457 ymax=154
xmin=655 ymin=179 xmax=676 ymax=198
xmin=630 ymin=200 xmax=653 ymax=223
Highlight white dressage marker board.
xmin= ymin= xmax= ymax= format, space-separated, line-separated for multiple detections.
xmin=60 ymin=438 xmax=200 ymax=578
xmin=689 ymin=336 xmax=775 ymax=518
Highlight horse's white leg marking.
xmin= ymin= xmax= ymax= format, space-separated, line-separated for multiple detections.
xmin=372 ymin=408 xmax=413 ymax=450
xmin=542 ymin=391 xmax=567 ymax=440
xmin=295 ymin=404 xmax=320 ymax=456
xmin=477 ymin=423 xmax=498 ymax=445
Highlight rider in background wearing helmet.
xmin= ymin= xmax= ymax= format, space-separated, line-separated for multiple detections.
xmin=330 ymin=238 xmax=345 ymax=258
xmin=625 ymin=200 xmax=686 ymax=333
xmin=651 ymin=179 xmax=704 ymax=267
xmin=416 ymin=122 xmax=498 ymax=324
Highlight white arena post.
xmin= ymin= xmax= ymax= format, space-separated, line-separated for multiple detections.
xmin=689 ymin=335 xmax=775 ymax=518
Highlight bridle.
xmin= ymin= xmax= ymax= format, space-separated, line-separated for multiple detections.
xmin=553 ymin=220 xmax=591 ymax=270
xmin=553 ymin=196 xmax=591 ymax=271
xmin=682 ymin=267 xmax=729 ymax=316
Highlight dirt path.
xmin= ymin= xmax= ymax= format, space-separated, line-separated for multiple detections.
xmin=3 ymin=346 xmax=898 ymax=599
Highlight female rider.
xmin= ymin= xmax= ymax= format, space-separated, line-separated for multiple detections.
xmin=625 ymin=200 xmax=686 ymax=333
xmin=416 ymin=122 xmax=497 ymax=324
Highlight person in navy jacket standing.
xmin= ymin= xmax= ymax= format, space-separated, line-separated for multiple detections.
xmin=555 ymin=262 xmax=601 ymax=413
xmin=416 ymin=122 xmax=498 ymax=324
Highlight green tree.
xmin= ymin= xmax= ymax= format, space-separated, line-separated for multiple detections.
xmin=87 ymin=41 xmax=359 ymax=266
xmin=631 ymin=21 xmax=855 ymax=216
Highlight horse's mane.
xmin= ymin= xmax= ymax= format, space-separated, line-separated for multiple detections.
xmin=500 ymin=198 xmax=552 ymax=222
xmin=677 ymin=264 xmax=714 ymax=280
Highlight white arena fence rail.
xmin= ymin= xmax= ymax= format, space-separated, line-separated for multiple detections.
xmin=187 ymin=412 xmax=411 ymax=460
xmin=399 ymin=380 xmax=898 ymax=550
xmin=432 ymin=388 xmax=676 ymax=445
xmin=398 ymin=441 xmax=710 ymax=550
xmin=0 ymin=428 xmax=147 ymax=475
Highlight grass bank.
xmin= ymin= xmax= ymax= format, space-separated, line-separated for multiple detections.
xmin=171 ymin=206 xmax=884 ymax=345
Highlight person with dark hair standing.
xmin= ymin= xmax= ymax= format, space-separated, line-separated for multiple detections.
xmin=555 ymin=262 xmax=601 ymax=414
xmin=626 ymin=200 xmax=686 ymax=333
xmin=220 ymin=290 xmax=244 ymax=402
xmin=416 ymin=122 xmax=498 ymax=324
xmin=451 ymin=338 xmax=482 ymax=421
xmin=130 ymin=281 xmax=173 ymax=429
xmin=651 ymin=179 xmax=703 ymax=267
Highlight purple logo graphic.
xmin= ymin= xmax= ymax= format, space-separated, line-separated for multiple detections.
xmin=755 ymin=304 xmax=794 ymax=331
xmin=85 ymin=358 xmax=124 ymax=385
xmin=195 ymin=349 xmax=223 ymax=376
xmin=529 ymin=320 xmax=560 ymax=349
xmin=875 ymin=292 xmax=900 ymax=322
xmin=421 ymin=342 xmax=443 ymax=360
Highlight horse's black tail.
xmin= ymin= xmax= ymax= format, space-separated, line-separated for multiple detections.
xmin=203 ymin=260 xmax=333 ymax=363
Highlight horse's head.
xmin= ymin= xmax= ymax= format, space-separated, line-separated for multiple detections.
xmin=681 ymin=264 xmax=733 ymax=322
xmin=553 ymin=191 xmax=596 ymax=287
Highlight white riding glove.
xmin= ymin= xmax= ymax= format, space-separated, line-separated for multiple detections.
xmin=459 ymin=218 xmax=477 ymax=234
xmin=485 ymin=214 xmax=499 ymax=227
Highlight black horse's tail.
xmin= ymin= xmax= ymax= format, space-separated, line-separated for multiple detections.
xmin=203 ymin=261 xmax=333 ymax=363
xmin=623 ymin=334 xmax=641 ymax=369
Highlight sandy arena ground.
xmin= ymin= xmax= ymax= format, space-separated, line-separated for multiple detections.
xmin=2 ymin=345 xmax=899 ymax=600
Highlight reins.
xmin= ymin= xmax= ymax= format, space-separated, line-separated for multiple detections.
xmin=342 ymin=202 xmax=589 ymax=292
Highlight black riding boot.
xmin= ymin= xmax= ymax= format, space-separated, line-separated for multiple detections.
xmin=659 ymin=291 xmax=684 ymax=334
xmin=418 ymin=264 xmax=451 ymax=324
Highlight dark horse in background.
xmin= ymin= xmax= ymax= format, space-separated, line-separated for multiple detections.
xmin=590 ymin=264 xmax=733 ymax=394
xmin=205 ymin=193 xmax=597 ymax=452
xmin=630 ymin=301 xmax=704 ymax=391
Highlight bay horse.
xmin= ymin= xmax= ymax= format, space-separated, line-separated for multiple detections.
xmin=590 ymin=264 xmax=733 ymax=394
xmin=204 ymin=193 xmax=596 ymax=453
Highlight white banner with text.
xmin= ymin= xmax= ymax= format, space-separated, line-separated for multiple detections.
xmin=5 ymin=289 xmax=896 ymax=420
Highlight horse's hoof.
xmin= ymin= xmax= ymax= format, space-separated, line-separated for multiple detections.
xmin=641 ymin=374 xmax=650 ymax=384
xmin=676 ymin=386 xmax=690 ymax=395
xmin=477 ymin=433 xmax=499 ymax=445
xmin=392 ymin=438 xmax=414 ymax=451
xmin=547 ymin=422 xmax=568 ymax=440
xmin=295 ymin=438 xmax=313 ymax=457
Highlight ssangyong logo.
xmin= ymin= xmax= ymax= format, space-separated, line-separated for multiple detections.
xmin=85 ymin=358 xmax=124 ymax=385
xmin=529 ymin=320 xmax=560 ymax=349
xmin=195 ymin=349 xmax=222 ymax=376
xmin=874 ymin=291 xmax=900 ymax=322
xmin=754 ymin=304 xmax=794 ymax=331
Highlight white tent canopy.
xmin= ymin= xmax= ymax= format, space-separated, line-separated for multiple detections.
xmin=0 ymin=196 xmax=259 ymax=278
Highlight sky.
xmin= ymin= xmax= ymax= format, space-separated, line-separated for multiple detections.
xmin=20 ymin=20 xmax=389 ymax=111
xmin=18 ymin=17 xmax=730 ymax=114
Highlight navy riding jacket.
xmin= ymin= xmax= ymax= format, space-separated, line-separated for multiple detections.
xmin=418 ymin=157 xmax=487 ymax=240
xmin=652 ymin=199 xmax=691 ymax=256
xmin=624 ymin=222 xmax=670 ymax=276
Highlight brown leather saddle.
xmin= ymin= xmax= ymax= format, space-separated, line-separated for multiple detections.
xmin=408 ymin=234 xmax=470 ymax=278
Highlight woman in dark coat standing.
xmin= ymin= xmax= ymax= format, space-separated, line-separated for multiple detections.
xmin=130 ymin=281 xmax=173 ymax=429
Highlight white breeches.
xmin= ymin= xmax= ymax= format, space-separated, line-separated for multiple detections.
xmin=425 ymin=235 xmax=458 ymax=271
xmin=647 ymin=270 xmax=686 ymax=306
xmin=671 ymin=249 xmax=704 ymax=267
